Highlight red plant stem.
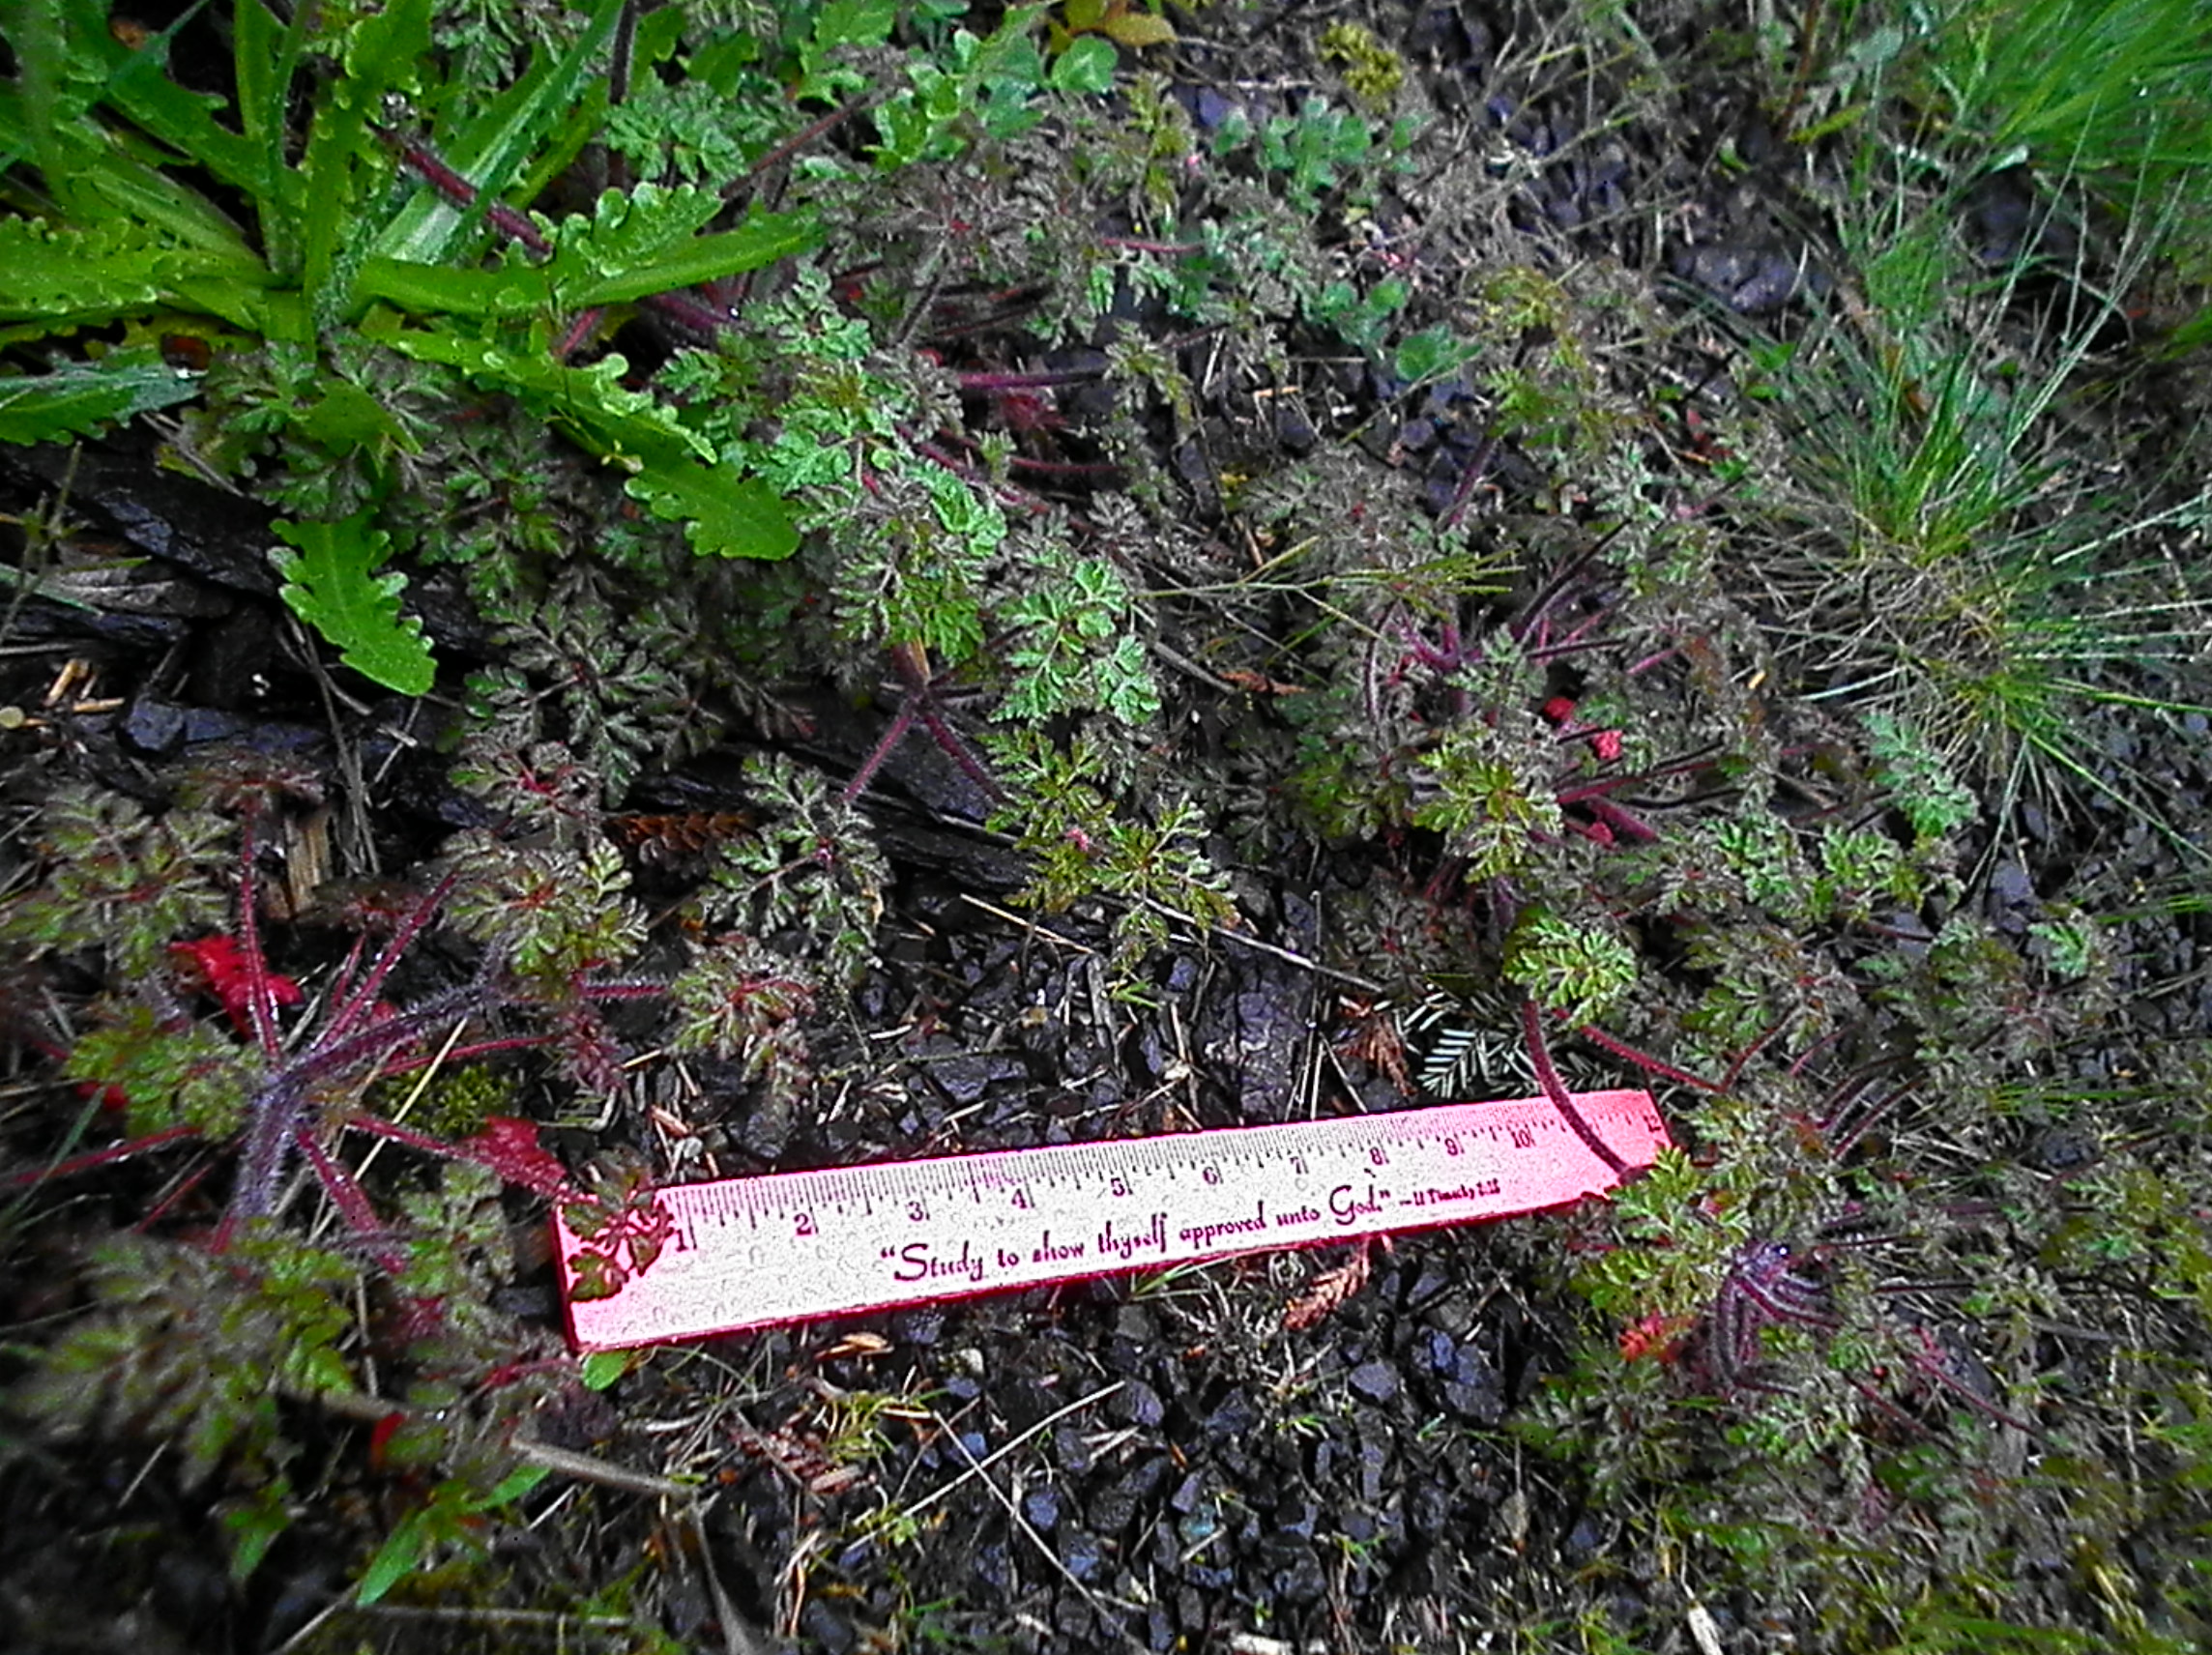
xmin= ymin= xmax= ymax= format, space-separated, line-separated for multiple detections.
xmin=136 ymin=1159 xmax=217 ymax=1231
xmin=917 ymin=702 xmax=1007 ymax=801
xmin=296 ymin=1129 xmax=410 ymax=1273
xmin=1004 ymin=453 xmax=1126 ymax=479
xmin=725 ymin=99 xmax=866 ymax=198
xmin=340 ymin=1113 xmax=577 ymax=1202
xmin=1826 ymin=1080 xmax=1916 ymax=1158
xmin=552 ymin=306 xmax=607 ymax=361
xmin=1520 ymin=997 xmax=1628 ymax=1175
xmin=955 ymin=366 xmax=1106 ymax=391
xmin=1574 ymin=1023 xmax=1723 ymax=1094
xmin=1719 ymin=1016 xmax=1793 ymax=1091
xmin=236 ymin=806 xmax=282 ymax=1060
xmin=840 ymin=703 xmax=918 ymax=805
xmin=1440 ymin=435 xmax=1497 ymax=532
xmin=369 ymin=1032 xmax=550 ymax=1076
xmin=393 ymin=139 xmax=734 ymax=342
xmin=907 ymin=435 xmax=1057 ymax=516
xmin=398 ymin=140 xmax=553 ymax=254
xmin=1507 ymin=545 xmax=1600 ymax=645
xmin=1554 ymin=746 xmax=1722 ymax=807
xmin=230 ymin=981 xmax=498 ymax=1225
xmin=1581 ymin=795 xmax=1659 ymax=843
xmin=231 ymin=1073 xmax=310 ymax=1226
xmin=1 ymin=1124 xmax=201 ymax=1188
xmin=325 ymin=871 xmax=460 ymax=1045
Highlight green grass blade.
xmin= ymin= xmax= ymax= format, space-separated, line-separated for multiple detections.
xmin=372 ymin=0 xmax=627 ymax=270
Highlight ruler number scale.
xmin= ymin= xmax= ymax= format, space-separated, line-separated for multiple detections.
xmin=558 ymin=1089 xmax=1669 ymax=1350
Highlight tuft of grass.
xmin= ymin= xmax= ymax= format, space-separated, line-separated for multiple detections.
xmin=1909 ymin=0 xmax=2212 ymax=266
xmin=1746 ymin=152 xmax=2212 ymax=843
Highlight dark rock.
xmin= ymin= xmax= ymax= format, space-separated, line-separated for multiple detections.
xmin=1023 ymin=1485 xmax=1060 ymax=1531
xmin=1059 ymin=1528 xmax=1102 ymax=1582
xmin=1349 ymin=1360 xmax=1399 ymax=1404
xmin=1114 ymin=1379 xmax=1166 ymax=1428
xmin=1091 ymin=1456 xmax=1172 ymax=1532
xmin=120 ymin=695 xmax=189 ymax=756
xmin=799 ymin=1599 xmax=857 ymax=1655
xmin=1203 ymin=1388 xmax=1260 ymax=1440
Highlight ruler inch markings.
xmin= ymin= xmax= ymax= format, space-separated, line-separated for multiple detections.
xmin=557 ymin=1089 xmax=1669 ymax=1351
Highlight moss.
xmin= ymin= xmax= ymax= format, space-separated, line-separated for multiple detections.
xmin=1319 ymin=20 xmax=1406 ymax=110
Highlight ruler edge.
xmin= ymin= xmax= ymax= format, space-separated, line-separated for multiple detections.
xmin=558 ymin=1089 xmax=1667 ymax=1352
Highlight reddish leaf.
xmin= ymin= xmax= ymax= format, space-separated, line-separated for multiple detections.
xmin=367 ymin=1409 xmax=409 ymax=1471
xmin=171 ymin=935 xmax=303 ymax=1037
xmin=464 ymin=1117 xmax=571 ymax=1199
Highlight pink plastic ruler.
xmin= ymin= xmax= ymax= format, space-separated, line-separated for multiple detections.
xmin=556 ymin=1089 xmax=1670 ymax=1351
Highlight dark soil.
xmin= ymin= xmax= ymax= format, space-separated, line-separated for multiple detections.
xmin=6 ymin=3 xmax=2212 ymax=1653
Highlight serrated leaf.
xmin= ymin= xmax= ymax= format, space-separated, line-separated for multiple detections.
xmin=814 ymin=0 xmax=898 ymax=48
xmin=76 ymin=7 xmax=269 ymax=197
xmin=626 ymin=462 xmax=800 ymax=560
xmin=365 ymin=318 xmax=713 ymax=458
xmin=221 ymin=1480 xmax=292 ymax=1584
xmin=366 ymin=318 xmax=799 ymax=559
xmin=300 ymin=0 xmax=429 ymax=328
xmin=0 ymin=348 xmax=202 ymax=446
xmin=555 ymin=205 xmax=821 ymax=307
xmin=271 ymin=512 xmax=436 ymax=696
xmin=1393 ymin=326 xmax=1474 ymax=387
xmin=545 ymin=182 xmax=725 ymax=284
xmin=0 ymin=216 xmax=261 ymax=330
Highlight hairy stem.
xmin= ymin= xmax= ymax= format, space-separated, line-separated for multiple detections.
xmin=1520 ymin=996 xmax=1629 ymax=1176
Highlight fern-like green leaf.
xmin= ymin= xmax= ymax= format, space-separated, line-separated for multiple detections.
xmin=271 ymin=512 xmax=437 ymax=695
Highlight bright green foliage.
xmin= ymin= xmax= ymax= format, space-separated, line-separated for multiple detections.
xmin=997 ymin=550 xmax=1161 ymax=723
xmin=1256 ymin=97 xmax=1404 ymax=209
xmin=1814 ymin=823 xmax=1921 ymax=918
xmin=271 ymin=511 xmax=438 ymax=695
xmin=1571 ymin=1147 xmax=1746 ymax=1323
xmin=2028 ymin=915 xmax=2098 ymax=978
xmin=365 ymin=320 xmax=800 ymax=562
xmin=65 ymin=1002 xmax=261 ymax=1139
xmin=357 ymin=1464 xmax=552 ymax=1606
xmin=1910 ymin=0 xmax=2212 ymax=255
xmin=871 ymin=10 xmax=1057 ymax=165
xmin=986 ymin=731 xmax=1237 ymax=973
xmin=1711 ymin=808 xmax=1814 ymax=920
xmin=0 ymin=786 xmax=230 ymax=976
xmin=0 ymin=346 xmax=204 ymax=445
xmin=12 ymin=1226 xmax=357 ymax=1491
xmin=1412 ymin=720 xmax=1564 ymax=884
xmin=1392 ymin=326 xmax=1476 ymax=387
xmin=1865 ymin=711 xmax=1979 ymax=841
xmin=1501 ymin=907 xmax=1639 ymax=1026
